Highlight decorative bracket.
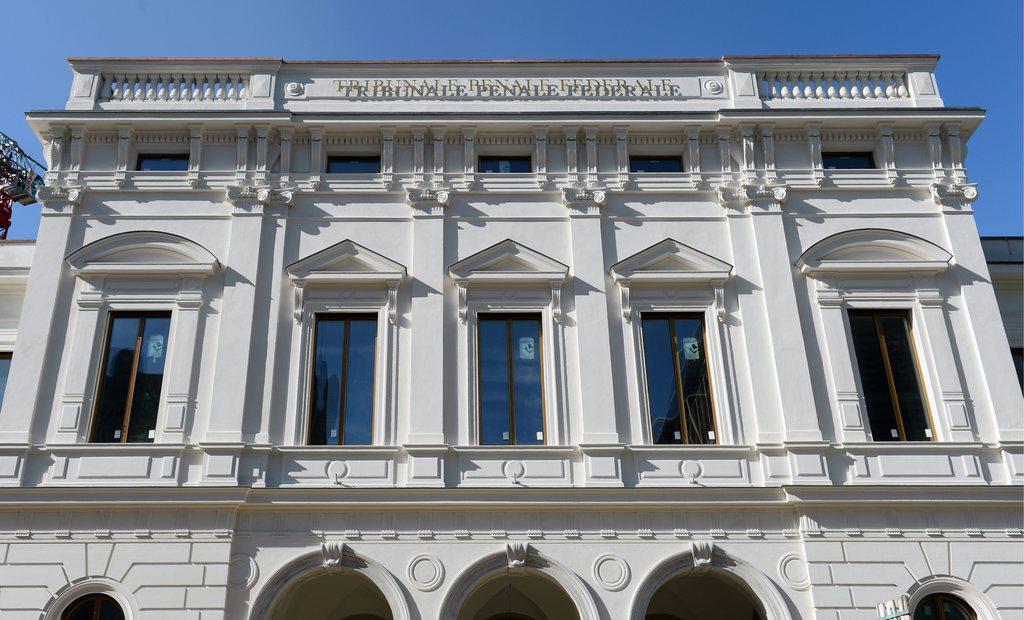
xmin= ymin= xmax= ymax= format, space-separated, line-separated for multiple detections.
xmin=619 ymin=282 xmax=632 ymax=323
xmin=550 ymin=282 xmax=562 ymax=324
xmin=713 ymin=282 xmax=726 ymax=323
xmin=457 ymin=283 xmax=468 ymax=323
xmin=930 ymin=181 xmax=978 ymax=206
xmin=506 ymin=542 xmax=529 ymax=571
xmin=321 ymin=541 xmax=346 ymax=568
xmin=691 ymin=540 xmax=714 ymax=572
xmin=292 ymin=282 xmax=305 ymax=323
xmin=386 ymin=281 xmax=399 ymax=325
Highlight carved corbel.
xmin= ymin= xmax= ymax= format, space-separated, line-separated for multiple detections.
xmin=691 ymin=540 xmax=714 ymax=572
xmin=550 ymin=281 xmax=562 ymax=324
xmin=618 ymin=282 xmax=632 ymax=322
xmin=506 ymin=542 xmax=528 ymax=571
xmin=805 ymin=123 xmax=824 ymax=187
xmin=930 ymin=182 xmax=978 ymax=207
xmin=457 ymin=283 xmax=468 ymax=323
xmin=386 ymin=281 xmax=399 ymax=325
xmin=877 ymin=123 xmax=897 ymax=187
xmin=321 ymin=541 xmax=346 ymax=568
xmin=293 ymin=282 xmax=305 ymax=323
xmin=713 ymin=281 xmax=726 ymax=323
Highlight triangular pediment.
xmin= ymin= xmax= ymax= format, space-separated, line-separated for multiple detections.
xmin=287 ymin=240 xmax=406 ymax=284
xmin=797 ymin=229 xmax=952 ymax=275
xmin=610 ymin=239 xmax=733 ymax=284
xmin=449 ymin=239 xmax=568 ymax=283
xmin=66 ymin=231 xmax=219 ymax=275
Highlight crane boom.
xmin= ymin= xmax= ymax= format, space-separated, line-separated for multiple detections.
xmin=0 ymin=131 xmax=46 ymax=239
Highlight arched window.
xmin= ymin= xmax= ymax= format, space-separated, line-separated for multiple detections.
xmin=61 ymin=593 xmax=125 ymax=620
xmin=915 ymin=593 xmax=975 ymax=620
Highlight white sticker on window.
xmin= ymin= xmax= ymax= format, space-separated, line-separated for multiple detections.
xmin=682 ymin=337 xmax=700 ymax=360
xmin=518 ymin=337 xmax=536 ymax=360
xmin=502 ymin=431 xmax=510 ymax=441
xmin=330 ymin=428 xmax=338 ymax=438
xmin=536 ymin=431 xmax=544 ymax=441
xmin=891 ymin=428 xmax=899 ymax=438
xmin=146 ymin=334 xmax=165 ymax=360
xmin=708 ymin=430 xmax=716 ymax=440
xmin=499 ymin=160 xmax=511 ymax=173
xmin=113 ymin=429 xmax=121 ymax=439
xmin=673 ymin=431 xmax=681 ymax=440
xmin=148 ymin=429 xmax=155 ymax=439
xmin=924 ymin=428 xmax=932 ymax=438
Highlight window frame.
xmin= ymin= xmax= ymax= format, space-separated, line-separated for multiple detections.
xmin=915 ymin=593 xmax=977 ymax=620
xmin=88 ymin=310 xmax=173 ymax=444
xmin=821 ymin=151 xmax=877 ymax=170
xmin=61 ymin=592 xmax=126 ymax=620
xmin=135 ymin=153 xmax=190 ymax=172
xmin=628 ymin=155 xmax=685 ymax=174
xmin=325 ymin=154 xmax=382 ymax=174
xmin=306 ymin=312 xmax=381 ymax=446
xmin=475 ymin=312 xmax=547 ymax=446
xmin=846 ymin=308 xmax=934 ymax=442
xmin=477 ymin=155 xmax=532 ymax=174
xmin=638 ymin=311 xmax=720 ymax=445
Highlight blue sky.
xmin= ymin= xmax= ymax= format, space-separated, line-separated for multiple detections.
xmin=3 ymin=0 xmax=1020 ymax=239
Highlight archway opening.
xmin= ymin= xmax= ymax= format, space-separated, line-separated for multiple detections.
xmin=645 ymin=571 xmax=765 ymax=620
xmin=458 ymin=571 xmax=580 ymax=620
xmin=271 ymin=568 xmax=393 ymax=620
xmin=915 ymin=593 xmax=976 ymax=620
xmin=61 ymin=593 xmax=125 ymax=620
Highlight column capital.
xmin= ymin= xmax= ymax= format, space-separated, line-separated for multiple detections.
xmin=930 ymin=181 xmax=978 ymax=206
xmin=226 ymin=184 xmax=294 ymax=214
xmin=36 ymin=184 xmax=83 ymax=216
xmin=715 ymin=183 xmax=787 ymax=210
xmin=561 ymin=186 xmax=606 ymax=214
xmin=406 ymin=186 xmax=449 ymax=215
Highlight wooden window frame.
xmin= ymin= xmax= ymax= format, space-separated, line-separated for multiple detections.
xmin=306 ymin=312 xmax=380 ymax=446
xmin=916 ymin=593 xmax=976 ymax=620
xmin=88 ymin=311 xmax=171 ymax=444
xmin=848 ymin=309 xmax=933 ymax=442
xmin=640 ymin=311 xmax=720 ymax=445
xmin=476 ymin=312 xmax=547 ymax=445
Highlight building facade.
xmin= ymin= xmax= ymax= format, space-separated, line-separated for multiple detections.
xmin=0 ymin=55 xmax=1020 ymax=619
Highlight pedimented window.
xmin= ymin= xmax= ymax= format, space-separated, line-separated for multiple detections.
xmin=796 ymin=228 xmax=952 ymax=276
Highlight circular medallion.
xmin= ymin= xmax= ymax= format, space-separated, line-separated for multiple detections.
xmin=704 ymin=80 xmax=725 ymax=95
xmin=503 ymin=460 xmax=526 ymax=482
xmin=407 ymin=554 xmax=445 ymax=591
xmin=285 ymin=82 xmax=304 ymax=97
xmin=777 ymin=553 xmax=810 ymax=590
xmin=227 ymin=554 xmax=259 ymax=591
xmin=327 ymin=460 xmax=349 ymax=482
xmin=680 ymin=460 xmax=703 ymax=480
xmin=592 ymin=553 xmax=630 ymax=591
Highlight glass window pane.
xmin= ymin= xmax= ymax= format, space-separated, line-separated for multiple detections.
xmin=849 ymin=312 xmax=901 ymax=441
xmin=92 ymin=316 xmax=142 ymax=443
xmin=641 ymin=317 xmax=682 ymax=444
xmin=125 ymin=316 xmax=171 ymax=443
xmin=136 ymin=154 xmax=189 ymax=171
xmin=98 ymin=597 xmax=126 ymax=620
xmin=913 ymin=599 xmax=939 ymax=620
xmin=479 ymin=317 xmax=512 ymax=444
xmin=326 ymin=156 xmax=380 ymax=174
xmin=478 ymin=156 xmax=531 ymax=173
xmin=674 ymin=316 xmax=715 ymax=444
xmin=343 ymin=318 xmax=377 ymax=445
xmin=310 ymin=319 xmax=345 ymax=445
xmin=941 ymin=599 xmax=973 ymax=620
xmin=0 ymin=354 xmax=11 ymax=409
xmin=629 ymin=156 xmax=683 ymax=173
xmin=511 ymin=317 xmax=544 ymax=445
xmin=878 ymin=314 xmax=930 ymax=441
xmin=822 ymin=152 xmax=876 ymax=169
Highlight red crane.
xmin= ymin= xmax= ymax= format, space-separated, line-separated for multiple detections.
xmin=0 ymin=132 xmax=46 ymax=239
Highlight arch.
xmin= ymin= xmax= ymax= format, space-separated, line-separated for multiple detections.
xmin=249 ymin=547 xmax=410 ymax=620
xmin=907 ymin=575 xmax=1001 ymax=620
xmin=43 ymin=577 xmax=137 ymax=620
xmin=796 ymin=228 xmax=952 ymax=276
xmin=629 ymin=544 xmax=794 ymax=620
xmin=440 ymin=547 xmax=600 ymax=620
xmin=65 ymin=230 xmax=219 ymax=275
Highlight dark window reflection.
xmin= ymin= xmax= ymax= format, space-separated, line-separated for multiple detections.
xmin=309 ymin=315 xmax=377 ymax=445
xmin=62 ymin=593 xmax=125 ymax=620
xmin=849 ymin=310 xmax=931 ymax=441
xmin=0 ymin=352 xmax=11 ymax=409
xmin=478 ymin=156 xmax=531 ymax=173
xmin=629 ymin=156 xmax=683 ymax=173
xmin=326 ymin=156 xmax=381 ymax=173
xmin=478 ymin=314 xmax=544 ymax=445
xmin=136 ymin=154 xmax=189 ymax=171
xmin=913 ymin=593 xmax=975 ymax=620
xmin=91 ymin=313 xmax=170 ymax=443
xmin=822 ymin=152 xmax=876 ymax=169
xmin=640 ymin=314 xmax=716 ymax=444
xmin=1012 ymin=347 xmax=1023 ymax=391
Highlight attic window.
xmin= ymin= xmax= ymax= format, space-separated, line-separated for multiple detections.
xmin=822 ymin=152 xmax=876 ymax=170
xmin=136 ymin=154 xmax=189 ymax=171
xmin=326 ymin=155 xmax=381 ymax=174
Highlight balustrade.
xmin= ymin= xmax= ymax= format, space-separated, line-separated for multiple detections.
xmin=98 ymin=72 xmax=250 ymax=103
xmin=760 ymin=70 xmax=910 ymax=102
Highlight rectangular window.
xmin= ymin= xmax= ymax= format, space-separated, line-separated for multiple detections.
xmin=822 ymin=152 xmax=876 ymax=170
xmin=629 ymin=156 xmax=683 ymax=173
xmin=326 ymin=155 xmax=381 ymax=174
xmin=90 ymin=313 xmax=171 ymax=443
xmin=848 ymin=310 xmax=931 ymax=441
xmin=136 ymin=154 xmax=189 ymax=171
xmin=0 ymin=352 xmax=10 ymax=409
xmin=478 ymin=313 xmax=544 ymax=445
xmin=309 ymin=314 xmax=378 ymax=445
xmin=478 ymin=156 xmax=532 ymax=174
xmin=640 ymin=313 xmax=717 ymax=444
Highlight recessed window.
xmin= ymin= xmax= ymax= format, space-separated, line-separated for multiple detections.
xmin=822 ymin=152 xmax=876 ymax=169
xmin=629 ymin=156 xmax=683 ymax=173
xmin=640 ymin=313 xmax=717 ymax=445
xmin=914 ymin=593 xmax=975 ymax=620
xmin=478 ymin=156 xmax=531 ymax=174
xmin=0 ymin=352 xmax=10 ymax=409
xmin=326 ymin=155 xmax=381 ymax=174
xmin=62 ymin=593 xmax=125 ymax=620
xmin=1012 ymin=347 xmax=1023 ymax=391
xmin=478 ymin=313 xmax=544 ymax=445
xmin=91 ymin=313 xmax=171 ymax=444
xmin=309 ymin=314 xmax=377 ymax=445
xmin=135 ymin=154 xmax=189 ymax=171
xmin=848 ymin=310 xmax=931 ymax=441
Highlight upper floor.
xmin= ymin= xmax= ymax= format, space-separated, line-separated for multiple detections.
xmin=0 ymin=55 xmax=1019 ymax=493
